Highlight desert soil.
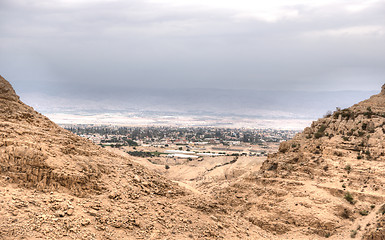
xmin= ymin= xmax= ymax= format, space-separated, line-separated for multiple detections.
xmin=1 ymin=74 xmax=385 ymax=240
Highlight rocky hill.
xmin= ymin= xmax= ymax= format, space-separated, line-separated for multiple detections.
xmin=3 ymin=73 xmax=385 ymax=240
xmin=0 ymin=75 xmax=274 ymax=239
xmin=214 ymin=85 xmax=385 ymax=239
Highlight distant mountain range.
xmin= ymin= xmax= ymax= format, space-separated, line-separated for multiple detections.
xmin=20 ymin=88 xmax=376 ymax=121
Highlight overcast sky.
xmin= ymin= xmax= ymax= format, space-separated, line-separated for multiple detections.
xmin=1 ymin=0 xmax=385 ymax=96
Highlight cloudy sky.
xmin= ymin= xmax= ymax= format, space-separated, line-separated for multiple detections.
xmin=1 ymin=0 xmax=385 ymax=96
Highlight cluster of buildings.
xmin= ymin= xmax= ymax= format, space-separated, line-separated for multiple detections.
xmin=64 ymin=125 xmax=298 ymax=158
xmin=65 ymin=125 xmax=298 ymax=146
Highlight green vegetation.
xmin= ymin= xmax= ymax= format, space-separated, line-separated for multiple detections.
xmin=127 ymin=151 xmax=164 ymax=157
xmin=344 ymin=192 xmax=354 ymax=204
xmin=314 ymin=124 xmax=327 ymax=139
xmin=314 ymin=132 xmax=323 ymax=139
xmin=319 ymin=124 xmax=327 ymax=132
xmin=363 ymin=107 xmax=373 ymax=118
xmin=359 ymin=210 xmax=369 ymax=216
xmin=126 ymin=139 xmax=138 ymax=146
xmin=334 ymin=108 xmax=355 ymax=120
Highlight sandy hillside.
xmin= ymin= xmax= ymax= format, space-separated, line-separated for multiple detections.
xmin=213 ymin=85 xmax=385 ymax=239
xmin=0 ymin=75 xmax=275 ymax=239
xmin=2 ymin=73 xmax=385 ymax=240
xmin=121 ymin=154 xmax=267 ymax=194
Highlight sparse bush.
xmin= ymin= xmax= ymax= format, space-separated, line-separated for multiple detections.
xmin=165 ymin=165 xmax=170 ymax=170
xmin=334 ymin=151 xmax=343 ymax=157
xmin=358 ymin=131 xmax=365 ymax=137
xmin=340 ymin=109 xmax=355 ymax=120
xmin=314 ymin=125 xmax=327 ymax=139
xmin=344 ymin=192 xmax=355 ymax=204
xmin=319 ymin=124 xmax=327 ymax=132
xmin=345 ymin=165 xmax=352 ymax=174
xmin=341 ymin=208 xmax=351 ymax=219
xmin=279 ymin=141 xmax=290 ymax=153
xmin=379 ymin=204 xmax=385 ymax=215
xmin=357 ymin=155 xmax=362 ymax=160
xmin=364 ymin=107 xmax=373 ymax=118
xmin=364 ymin=112 xmax=373 ymax=118
xmin=359 ymin=210 xmax=369 ymax=216
xmin=333 ymin=107 xmax=342 ymax=119
xmin=314 ymin=132 xmax=323 ymax=139
xmin=126 ymin=139 xmax=138 ymax=146
xmin=350 ymin=230 xmax=357 ymax=238
xmin=324 ymin=111 xmax=332 ymax=118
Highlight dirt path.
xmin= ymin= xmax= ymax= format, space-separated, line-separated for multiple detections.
xmin=172 ymin=180 xmax=203 ymax=195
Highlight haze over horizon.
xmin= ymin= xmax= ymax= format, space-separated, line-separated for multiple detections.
xmin=1 ymin=0 xmax=385 ymax=127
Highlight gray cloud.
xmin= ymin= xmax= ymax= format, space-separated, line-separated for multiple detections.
xmin=1 ymin=0 xmax=385 ymax=98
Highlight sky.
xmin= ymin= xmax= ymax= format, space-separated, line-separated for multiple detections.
xmin=1 ymin=0 xmax=385 ymax=96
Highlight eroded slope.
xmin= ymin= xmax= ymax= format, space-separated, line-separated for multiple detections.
xmin=0 ymin=75 xmax=271 ymax=240
xmin=214 ymin=85 xmax=385 ymax=239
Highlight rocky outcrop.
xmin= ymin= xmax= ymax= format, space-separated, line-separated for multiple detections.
xmin=0 ymin=74 xmax=273 ymax=239
xmin=0 ymin=75 xmax=19 ymax=101
xmin=214 ymin=84 xmax=385 ymax=239
xmin=0 ymin=76 xmax=106 ymax=196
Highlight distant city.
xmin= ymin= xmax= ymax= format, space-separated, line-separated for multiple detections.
xmin=64 ymin=125 xmax=298 ymax=147
xmin=64 ymin=125 xmax=299 ymax=159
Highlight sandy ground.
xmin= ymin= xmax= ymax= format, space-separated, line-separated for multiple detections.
xmin=107 ymin=143 xmax=276 ymax=194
